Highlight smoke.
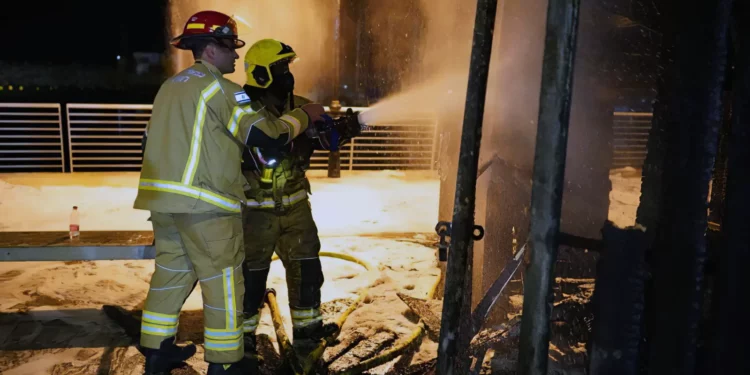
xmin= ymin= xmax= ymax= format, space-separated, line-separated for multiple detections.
xmin=359 ymin=0 xmax=474 ymax=126
xmin=360 ymin=0 xmax=547 ymax=172
xmin=168 ymin=0 xmax=336 ymax=101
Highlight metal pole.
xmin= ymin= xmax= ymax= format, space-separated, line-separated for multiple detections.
xmin=349 ymin=138 xmax=355 ymax=170
xmin=67 ymin=104 xmax=74 ymax=173
xmin=716 ymin=7 xmax=750 ymax=372
xmin=517 ymin=1 xmax=580 ymax=375
xmin=328 ymin=0 xmax=343 ymax=178
xmin=431 ymin=117 xmax=439 ymax=171
xmin=327 ymin=149 xmax=342 ymax=177
xmin=327 ymin=101 xmax=342 ymax=178
xmin=647 ymin=0 xmax=732 ymax=372
xmin=333 ymin=0 xmax=341 ymax=101
xmin=436 ymin=0 xmax=498 ymax=373
xmin=57 ymin=104 xmax=65 ymax=172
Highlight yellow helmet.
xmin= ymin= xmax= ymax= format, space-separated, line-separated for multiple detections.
xmin=244 ymin=39 xmax=297 ymax=88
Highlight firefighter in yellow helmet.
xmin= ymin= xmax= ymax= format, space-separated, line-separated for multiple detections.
xmin=133 ymin=12 xmax=327 ymax=375
xmin=239 ymin=39 xmax=363 ymax=362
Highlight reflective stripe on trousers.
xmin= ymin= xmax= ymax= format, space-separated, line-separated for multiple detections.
xmin=141 ymin=212 xmax=245 ymax=363
xmin=291 ymin=307 xmax=323 ymax=329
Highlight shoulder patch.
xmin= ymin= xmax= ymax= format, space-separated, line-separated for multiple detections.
xmin=234 ymin=91 xmax=251 ymax=104
xmin=172 ymin=75 xmax=190 ymax=83
xmin=186 ymin=69 xmax=206 ymax=78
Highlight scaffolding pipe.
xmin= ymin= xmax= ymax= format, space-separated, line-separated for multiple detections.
xmin=715 ymin=5 xmax=750 ymax=372
xmin=516 ymin=1 xmax=580 ymax=375
xmin=646 ymin=0 xmax=732 ymax=372
xmin=436 ymin=0 xmax=498 ymax=373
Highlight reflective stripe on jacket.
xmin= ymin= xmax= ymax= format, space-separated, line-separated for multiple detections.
xmin=134 ymin=61 xmax=309 ymax=213
xmin=243 ymin=95 xmax=314 ymax=210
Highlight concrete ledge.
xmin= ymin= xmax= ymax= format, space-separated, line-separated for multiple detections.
xmin=0 ymin=245 xmax=156 ymax=261
xmin=0 ymin=231 xmax=155 ymax=261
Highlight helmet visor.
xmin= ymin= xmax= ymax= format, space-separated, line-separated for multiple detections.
xmin=213 ymin=36 xmax=246 ymax=50
xmin=211 ymin=19 xmax=245 ymax=48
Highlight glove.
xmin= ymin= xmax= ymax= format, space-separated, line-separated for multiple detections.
xmin=334 ymin=108 xmax=364 ymax=138
xmin=305 ymin=113 xmax=334 ymax=139
xmin=300 ymin=103 xmax=326 ymax=126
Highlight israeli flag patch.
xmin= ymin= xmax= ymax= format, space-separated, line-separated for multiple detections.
xmin=234 ymin=91 xmax=251 ymax=104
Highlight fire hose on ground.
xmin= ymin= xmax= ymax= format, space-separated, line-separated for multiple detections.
xmin=264 ymin=250 xmax=441 ymax=374
xmin=335 ymin=272 xmax=441 ymax=375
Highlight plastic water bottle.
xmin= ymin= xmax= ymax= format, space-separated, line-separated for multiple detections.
xmin=69 ymin=206 xmax=80 ymax=240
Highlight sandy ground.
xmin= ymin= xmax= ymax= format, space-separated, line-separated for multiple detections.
xmin=0 ymin=169 xmax=641 ymax=374
xmin=0 ymin=236 xmax=439 ymax=375
xmin=0 ymin=170 xmax=439 ymax=236
xmin=0 ymin=170 xmax=442 ymax=374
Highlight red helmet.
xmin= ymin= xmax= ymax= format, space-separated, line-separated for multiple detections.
xmin=171 ymin=11 xmax=245 ymax=50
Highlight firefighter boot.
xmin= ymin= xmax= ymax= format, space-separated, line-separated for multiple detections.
xmin=292 ymin=320 xmax=339 ymax=357
xmin=139 ymin=337 xmax=196 ymax=375
xmin=207 ymin=362 xmax=253 ymax=375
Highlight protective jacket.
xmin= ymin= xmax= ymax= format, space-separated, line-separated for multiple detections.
xmin=134 ymin=61 xmax=309 ymax=214
xmin=241 ymin=95 xmax=323 ymax=210
xmin=240 ymin=94 xmax=358 ymax=349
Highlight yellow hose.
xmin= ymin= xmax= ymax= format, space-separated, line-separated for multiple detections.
xmin=265 ymin=289 xmax=303 ymax=374
xmin=266 ymin=250 xmax=442 ymax=375
xmin=335 ymin=269 xmax=442 ymax=375
xmin=267 ymin=251 xmax=374 ymax=374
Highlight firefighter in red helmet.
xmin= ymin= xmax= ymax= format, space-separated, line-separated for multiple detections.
xmin=169 ymin=11 xmax=245 ymax=74
xmin=135 ymin=10 xmax=326 ymax=375
xmin=171 ymin=11 xmax=246 ymax=49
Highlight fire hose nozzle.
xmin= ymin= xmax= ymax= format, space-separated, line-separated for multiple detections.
xmin=332 ymin=108 xmax=368 ymax=137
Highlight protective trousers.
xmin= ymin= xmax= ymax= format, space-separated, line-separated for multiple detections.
xmin=241 ymin=200 xmax=324 ymax=335
xmin=141 ymin=212 xmax=245 ymax=364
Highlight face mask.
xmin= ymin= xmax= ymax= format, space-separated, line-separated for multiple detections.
xmin=268 ymin=71 xmax=295 ymax=100
xmin=267 ymin=61 xmax=295 ymax=100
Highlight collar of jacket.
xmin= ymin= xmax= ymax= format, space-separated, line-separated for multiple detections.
xmin=195 ymin=60 xmax=223 ymax=76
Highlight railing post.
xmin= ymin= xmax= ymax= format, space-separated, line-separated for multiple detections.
xmin=66 ymin=104 xmax=74 ymax=172
xmin=57 ymin=104 xmax=64 ymax=172
xmin=327 ymin=150 xmax=341 ymax=178
xmin=328 ymin=100 xmax=342 ymax=178
xmin=431 ymin=117 xmax=439 ymax=171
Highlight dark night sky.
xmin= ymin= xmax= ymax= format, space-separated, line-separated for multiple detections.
xmin=0 ymin=0 xmax=168 ymax=65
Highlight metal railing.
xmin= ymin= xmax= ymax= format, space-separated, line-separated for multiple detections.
xmin=67 ymin=103 xmax=151 ymax=172
xmin=0 ymin=103 xmax=64 ymax=172
xmin=0 ymin=103 xmax=651 ymax=172
xmin=64 ymin=104 xmax=438 ymax=172
xmin=612 ymin=112 xmax=653 ymax=169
